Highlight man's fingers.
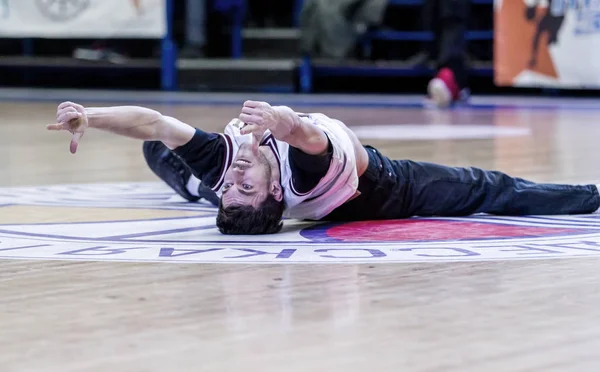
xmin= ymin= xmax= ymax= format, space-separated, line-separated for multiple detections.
xmin=71 ymin=102 xmax=85 ymax=114
xmin=239 ymin=113 xmax=262 ymax=126
xmin=57 ymin=101 xmax=75 ymax=110
xmin=57 ymin=106 xmax=77 ymax=114
xmin=240 ymin=123 xmax=259 ymax=135
xmin=69 ymin=139 xmax=78 ymax=154
xmin=251 ymin=132 xmax=262 ymax=152
xmin=243 ymin=100 xmax=263 ymax=109
xmin=239 ymin=113 xmax=251 ymax=123
xmin=46 ymin=123 xmax=66 ymax=131
xmin=56 ymin=107 xmax=77 ymax=120
xmin=58 ymin=101 xmax=85 ymax=114
xmin=70 ymin=132 xmax=84 ymax=154
xmin=241 ymin=106 xmax=261 ymax=115
xmin=57 ymin=111 xmax=81 ymax=125
xmin=238 ymin=114 xmax=252 ymax=124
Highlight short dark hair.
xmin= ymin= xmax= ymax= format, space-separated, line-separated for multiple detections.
xmin=216 ymin=194 xmax=284 ymax=234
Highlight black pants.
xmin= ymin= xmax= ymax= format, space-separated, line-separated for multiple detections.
xmin=421 ymin=0 xmax=469 ymax=88
xmin=324 ymin=146 xmax=600 ymax=221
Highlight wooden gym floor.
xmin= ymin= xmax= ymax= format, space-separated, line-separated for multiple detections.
xmin=1 ymin=89 xmax=600 ymax=371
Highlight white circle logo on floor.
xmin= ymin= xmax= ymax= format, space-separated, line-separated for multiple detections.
xmin=1 ymin=182 xmax=600 ymax=263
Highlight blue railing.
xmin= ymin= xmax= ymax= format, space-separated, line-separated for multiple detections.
xmin=365 ymin=30 xmax=494 ymax=42
xmin=175 ymin=0 xmax=493 ymax=92
xmin=298 ymin=0 xmax=495 ymax=92
xmin=388 ymin=0 xmax=492 ymax=4
xmin=161 ymin=0 xmax=177 ymax=90
xmin=11 ymin=0 xmax=492 ymax=91
xmin=227 ymin=0 xmax=494 ymax=54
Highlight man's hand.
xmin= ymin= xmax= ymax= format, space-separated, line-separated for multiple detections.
xmin=238 ymin=100 xmax=296 ymax=148
xmin=46 ymin=101 xmax=88 ymax=154
xmin=239 ymin=100 xmax=279 ymax=133
xmin=239 ymin=101 xmax=328 ymax=156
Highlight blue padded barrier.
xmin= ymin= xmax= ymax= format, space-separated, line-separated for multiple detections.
xmin=365 ymin=30 xmax=493 ymax=42
xmin=161 ymin=0 xmax=177 ymax=90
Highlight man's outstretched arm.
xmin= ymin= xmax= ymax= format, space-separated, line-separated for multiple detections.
xmin=85 ymin=106 xmax=195 ymax=150
xmin=47 ymin=102 xmax=195 ymax=153
xmin=48 ymin=101 xmax=228 ymax=189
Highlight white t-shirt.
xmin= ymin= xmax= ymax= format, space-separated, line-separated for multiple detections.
xmin=212 ymin=113 xmax=359 ymax=220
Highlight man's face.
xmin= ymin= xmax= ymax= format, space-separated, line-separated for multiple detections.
xmin=221 ymin=143 xmax=272 ymax=208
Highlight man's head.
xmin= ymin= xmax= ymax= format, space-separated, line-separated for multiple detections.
xmin=216 ymin=143 xmax=284 ymax=234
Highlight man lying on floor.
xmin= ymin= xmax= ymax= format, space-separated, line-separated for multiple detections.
xmin=47 ymin=101 xmax=600 ymax=235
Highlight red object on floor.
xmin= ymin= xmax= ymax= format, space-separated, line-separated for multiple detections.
xmin=325 ymin=220 xmax=577 ymax=242
xmin=435 ymin=68 xmax=460 ymax=101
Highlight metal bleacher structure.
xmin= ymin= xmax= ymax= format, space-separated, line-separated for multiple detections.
xmin=297 ymin=0 xmax=494 ymax=93
xmin=183 ymin=0 xmax=494 ymax=93
xmin=1 ymin=0 xmax=494 ymax=93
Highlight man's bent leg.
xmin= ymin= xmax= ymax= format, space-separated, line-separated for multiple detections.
xmin=143 ymin=141 xmax=219 ymax=206
xmin=397 ymin=160 xmax=600 ymax=217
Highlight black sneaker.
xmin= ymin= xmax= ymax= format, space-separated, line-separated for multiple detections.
xmin=143 ymin=141 xmax=206 ymax=203
xmin=197 ymin=183 xmax=220 ymax=206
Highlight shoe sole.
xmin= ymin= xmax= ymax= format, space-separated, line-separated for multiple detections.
xmin=428 ymin=78 xmax=452 ymax=108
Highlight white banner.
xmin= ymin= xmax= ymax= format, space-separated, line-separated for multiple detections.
xmin=0 ymin=0 xmax=166 ymax=38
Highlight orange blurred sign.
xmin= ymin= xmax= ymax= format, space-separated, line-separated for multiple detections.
xmin=495 ymin=0 xmax=600 ymax=88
